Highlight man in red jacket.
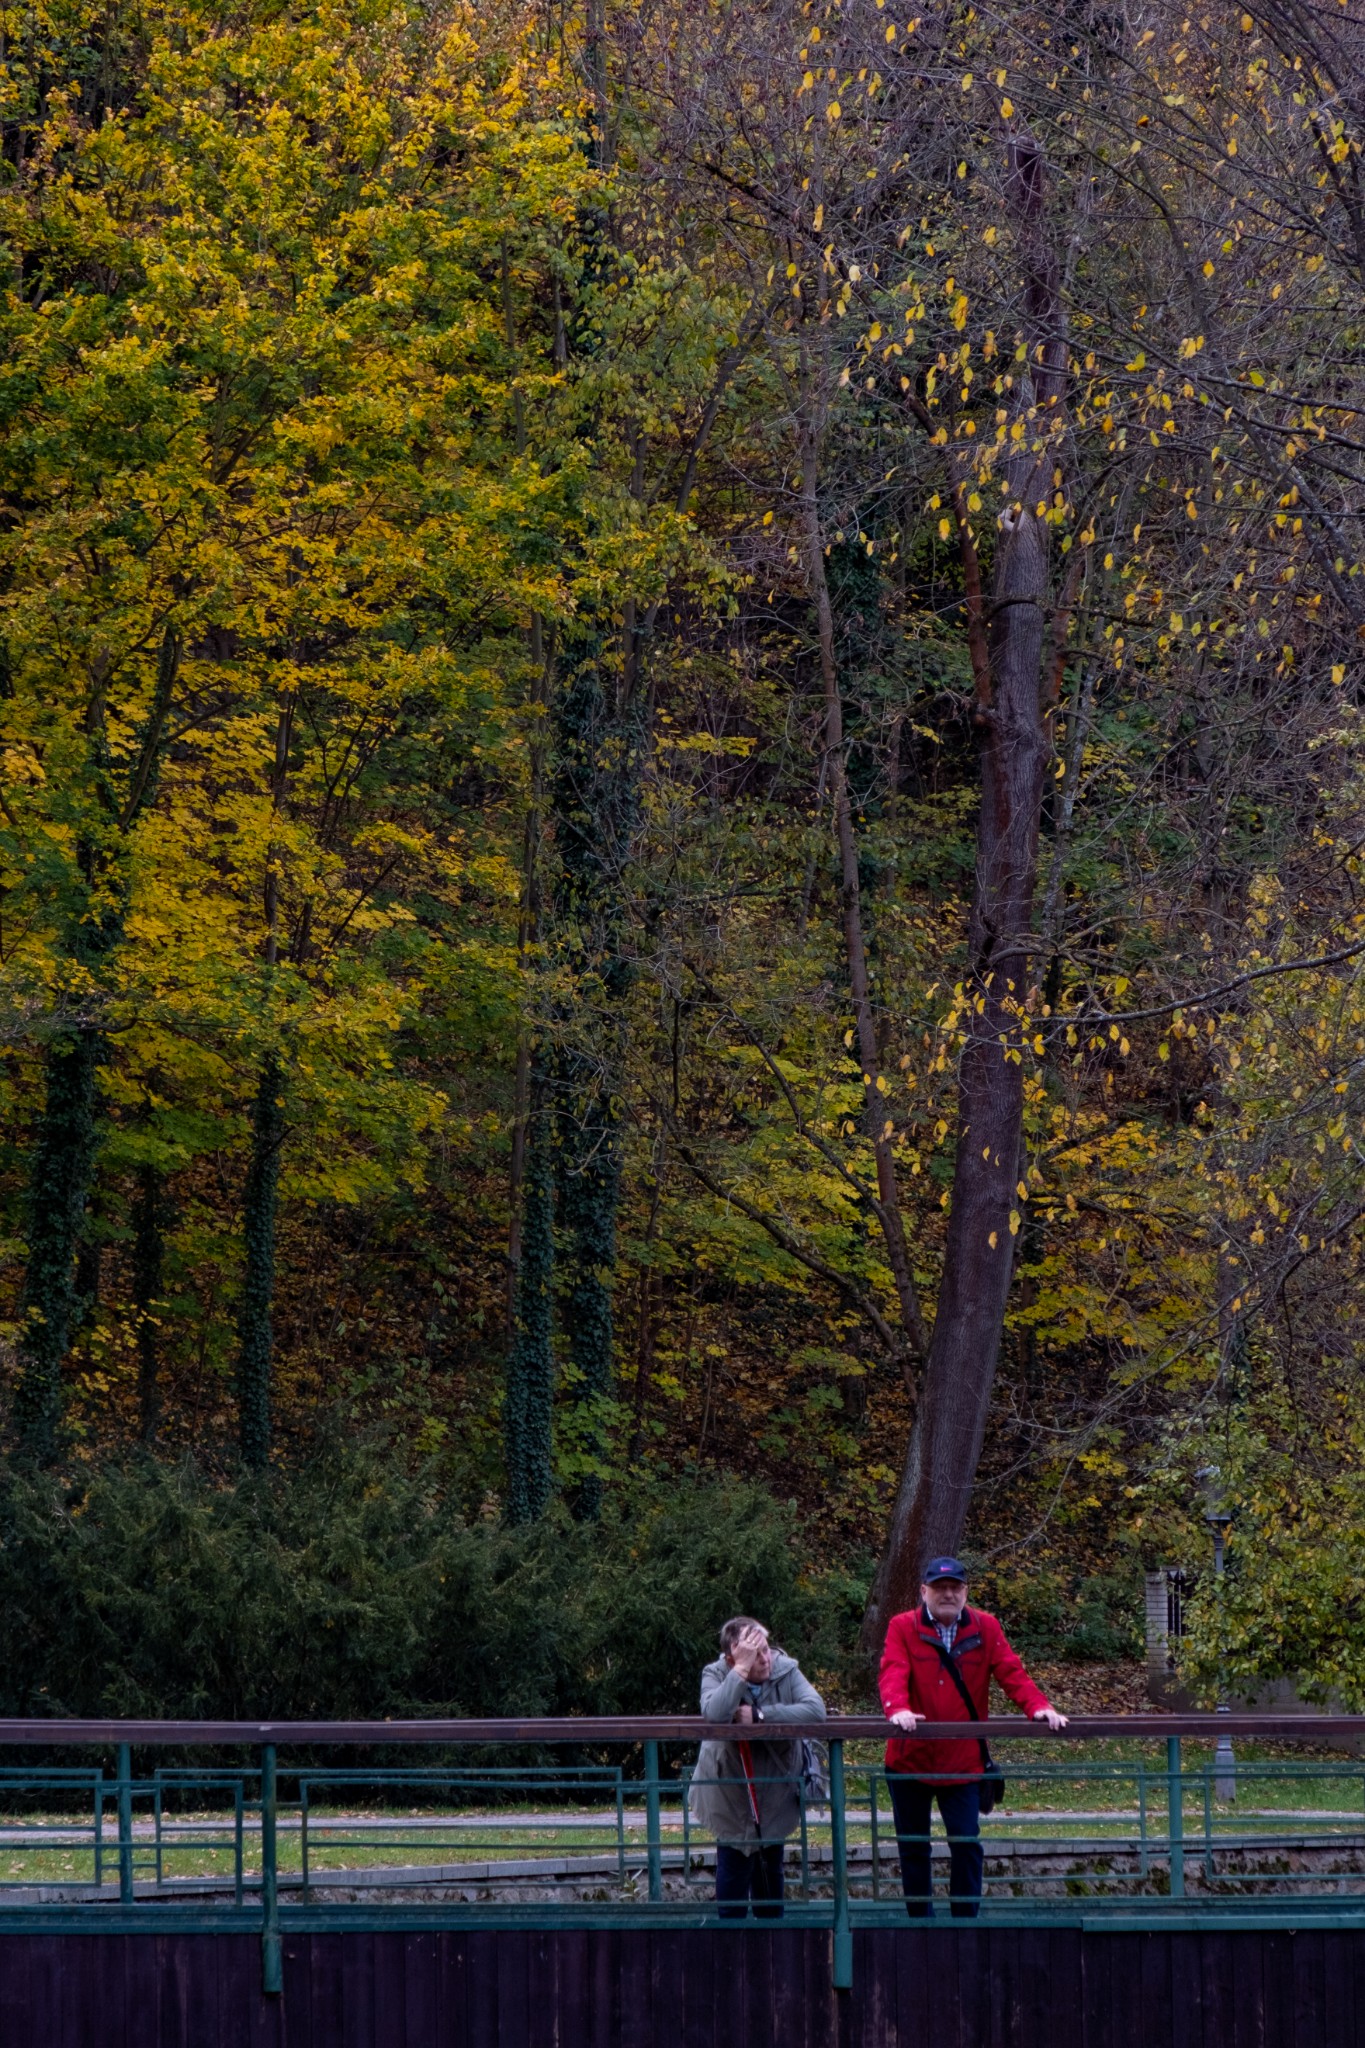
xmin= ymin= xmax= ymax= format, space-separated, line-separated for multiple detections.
xmin=878 ymin=1556 xmax=1067 ymax=1917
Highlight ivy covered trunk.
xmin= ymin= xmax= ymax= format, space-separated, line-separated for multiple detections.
xmin=12 ymin=627 xmax=179 ymax=1463
xmin=235 ymin=1055 xmax=284 ymax=1471
xmin=13 ymin=1028 xmax=100 ymax=1461
xmin=550 ymin=653 xmax=635 ymax=1522
xmin=556 ymin=1051 xmax=621 ymax=1522
xmin=132 ymin=1163 xmax=165 ymax=1444
xmin=504 ymin=1070 xmax=555 ymax=1524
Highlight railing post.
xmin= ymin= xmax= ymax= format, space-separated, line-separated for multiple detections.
xmin=116 ymin=1742 xmax=133 ymax=1905
xmin=1166 ymin=1736 xmax=1184 ymax=1899
xmin=261 ymin=1745 xmax=282 ymax=1994
xmin=829 ymin=1738 xmax=852 ymax=1992
xmin=643 ymin=1738 xmax=663 ymax=1903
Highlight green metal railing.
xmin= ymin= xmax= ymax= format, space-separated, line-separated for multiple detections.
xmin=0 ymin=1714 xmax=1362 ymax=1992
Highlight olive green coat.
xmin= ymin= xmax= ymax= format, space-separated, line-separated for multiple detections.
xmin=687 ymin=1652 xmax=826 ymax=1848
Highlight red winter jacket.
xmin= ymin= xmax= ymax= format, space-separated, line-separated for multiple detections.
xmin=878 ymin=1605 xmax=1051 ymax=1783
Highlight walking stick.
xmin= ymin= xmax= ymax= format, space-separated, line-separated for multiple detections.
xmin=738 ymin=1733 xmax=781 ymax=1910
xmin=738 ymin=1737 xmax=763 ymax=1837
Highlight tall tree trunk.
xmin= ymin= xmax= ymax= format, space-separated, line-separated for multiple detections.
xmin=557 ymin=1056 xmax=620 ymax=1522
xmin=132 ymin=1162 xmax=165 ymax=1444
xmin=72 ymin=1219 xmax=101 ymax=1326
xmin=13 ymin=1028 xmax=100 ymax=1461
xmin=234 ymin=701 xmax=291 ymax=1470
xmin=628 ymin=1140 xmax=665 ymax=1464
xmin=800 ymin=434 xmax=928 ymax=1367
xmin=865 ymin=130 xmax=1068 ymax=1643
xmin=506 ymin=626 xmax=549 ymax=1344
xmin=501 ymin=240 xmax=544 ymax=1346
xmin=236 ymin=1053 xmax=284 ymax=1471
xmin=550 ymin=653 xmax=633 ymax=1522
xmin=504 ymin=1069 xmax=555 ymax=1523
xmin=516 ymin=39 xmax=623 ymax=1517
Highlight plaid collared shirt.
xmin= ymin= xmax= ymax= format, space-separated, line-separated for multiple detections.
xmin=934 ymin=1619 xmax=959 ymax=1654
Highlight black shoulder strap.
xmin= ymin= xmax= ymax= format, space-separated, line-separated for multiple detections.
xmin=928 ymin=1618 xmax=991 ymax=1773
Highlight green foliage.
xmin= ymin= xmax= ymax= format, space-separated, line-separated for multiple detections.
xmin=0 ymin=1451 xmax=830 ymax=1720
xmin=1163 ymin=1382 xmax=1365 ymax=1711
xmin=984 ymin=1568 xmax=1143 ymax=1666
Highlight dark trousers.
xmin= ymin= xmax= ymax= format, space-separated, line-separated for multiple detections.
xmin=887 ymin=1776 xmax=983 ymax=1919
xmin=715 ymin=1842 xmax=785 ymax=1919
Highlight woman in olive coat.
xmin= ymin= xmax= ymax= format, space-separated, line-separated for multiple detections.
xmin=689 ymin=1616 xmax=825 ymax=1917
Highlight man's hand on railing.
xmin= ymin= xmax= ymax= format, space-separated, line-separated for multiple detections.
xmin=887 ymin=1710 xmax=924 ymax=1731
xmin=1033 ymin=1708 xmax=1068 ymax=1731
xmin=733 ymin=1703 xmax=754 ymax=1725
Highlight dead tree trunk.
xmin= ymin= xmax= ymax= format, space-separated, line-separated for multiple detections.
xmin=865 ymin=129 xmax=1068 ymax=1642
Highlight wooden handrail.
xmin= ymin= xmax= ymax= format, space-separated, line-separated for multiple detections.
xmin=0 ymin=1713 xmax=1355 ymax=1745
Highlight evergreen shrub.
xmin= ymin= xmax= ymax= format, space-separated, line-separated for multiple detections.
xmin=0 ymin=1452 xmax=832 ymax=1721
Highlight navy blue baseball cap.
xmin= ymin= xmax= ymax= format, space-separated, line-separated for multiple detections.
xmin=922 ymin=1556 xmax=969 ymax=1583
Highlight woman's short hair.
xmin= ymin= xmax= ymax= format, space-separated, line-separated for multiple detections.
xmin=719 ymin=1615 xmax=767 ymax=1652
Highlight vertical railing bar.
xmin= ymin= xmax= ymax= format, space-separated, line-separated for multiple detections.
xmin=870 ymin=1769 xmax=880 ymax=1903
xmin=1167 ymin=1736 xmax=1184 ymax=1899
xmin=300 ymin=1779 xmax=310 ymax=1906
xmin=1203 ymin=1759 xmax=1214 ymax=1886
xmin=799 ymin=1772 xmax=809 ymax=1902
xmin=829 ymin=1739 xmax=851 ymax=1992
xmin=261 ymin=1746 xmax=281 ymax=1995
xmin=234 ymin=1779 xmax=244 ymax=1910
xmin=93 ymin=1769 xmax=103 ymax=1892
xmin=643 ymin=1739 xmax=663 ymax=1904
xmin=617 ymin=1768 xmax=627 ymax=1890
xmin=116 ymin=1742 xmax=133 ymax=1906
xmin=154 ymin=1771 xmax=163 ymax=1889
xmin=1137 ymin=1762 xmax=1148 ymax=1884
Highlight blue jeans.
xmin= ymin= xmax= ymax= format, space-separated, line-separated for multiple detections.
xmin=887 ymin=1776 xmax=983 ymax=1918
xmin=715 ymin=1842 xmax=784 ymax=1919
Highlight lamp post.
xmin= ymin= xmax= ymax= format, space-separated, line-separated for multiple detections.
xmin=1197 ymin=1464 xmax=1236 ymax=1802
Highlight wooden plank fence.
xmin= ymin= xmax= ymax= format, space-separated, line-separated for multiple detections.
xmin=0 ymin=1925 xmax=1357 ymax=2047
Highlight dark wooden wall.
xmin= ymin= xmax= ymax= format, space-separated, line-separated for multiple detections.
xmin=0 ymin=1925 xmax=1356 ymax=2047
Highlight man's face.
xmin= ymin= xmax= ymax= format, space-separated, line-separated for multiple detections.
xmin=922 ymin=1577 xmax=968 ymax=1623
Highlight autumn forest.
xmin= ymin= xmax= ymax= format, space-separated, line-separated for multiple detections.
xmin=3 ymin=0 xmax=1365 ymax=1715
